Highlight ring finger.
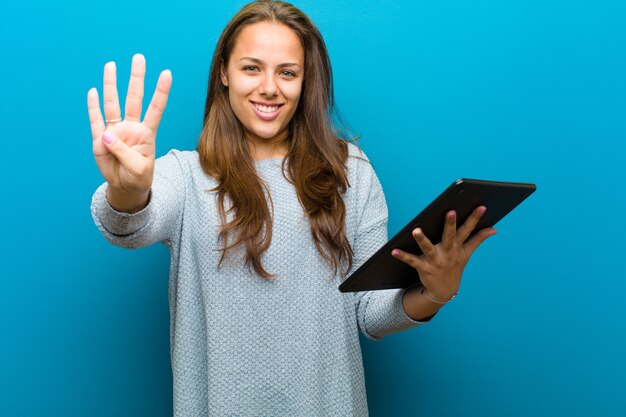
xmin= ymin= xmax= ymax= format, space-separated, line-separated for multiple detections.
xmin=103 ymin=61 xmax=122 ymax=125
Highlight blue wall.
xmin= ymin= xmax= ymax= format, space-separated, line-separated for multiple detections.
xmin=1 ymin=0 xmax=624 ymax=416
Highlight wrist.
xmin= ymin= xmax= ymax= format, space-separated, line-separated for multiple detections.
xmin=402 ymin=285 xmax=443 ymax=321
xmin=106 ymin=186 xmax=151 ymax=213
xmin=420 ymin=286 xmax=457 ymax=305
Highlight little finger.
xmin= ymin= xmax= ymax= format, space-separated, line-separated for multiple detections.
xmin=87 ymin=88 xmax=105 ymax=142
xmin=464 ymin=227 xmax=497 ymax=256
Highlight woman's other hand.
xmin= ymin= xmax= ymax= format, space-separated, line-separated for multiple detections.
xmin=392 ymin=206 xmax=497 ymax=303
xmin=87 ymin=54 xmax=172 ymax=212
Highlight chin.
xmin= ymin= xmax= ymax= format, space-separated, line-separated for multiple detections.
xmin=250 ymin=131 xmax=276 ymax=140
xmin=249 ymin=125 xmax=285 ymax=141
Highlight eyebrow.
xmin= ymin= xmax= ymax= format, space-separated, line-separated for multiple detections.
xmin=239 ymin=57 xmax=301 ymax=68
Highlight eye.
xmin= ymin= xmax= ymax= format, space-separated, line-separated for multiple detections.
xmin=243 ymin=65 xmax=260 ymax=72
xmin=280 ymin=70 xmax=297 ymax=79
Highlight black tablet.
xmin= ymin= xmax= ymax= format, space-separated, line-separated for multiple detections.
xmin=338 ymin=178 xmax=536 ymax=292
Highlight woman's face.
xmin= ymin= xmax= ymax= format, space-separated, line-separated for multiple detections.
xmin=221 ymin=22 xmax=304 ymax=156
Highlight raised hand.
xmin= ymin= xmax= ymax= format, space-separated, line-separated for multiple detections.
xmin=392 ymin=206 xmax=497 ymax=303
xmin=87 ymin=54 xmax=172 ymax=211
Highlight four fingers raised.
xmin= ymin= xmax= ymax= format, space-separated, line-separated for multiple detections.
xmin=88 ymin=55 xmax=172 ymax=134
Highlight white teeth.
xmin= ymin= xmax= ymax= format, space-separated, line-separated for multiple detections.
xmin=253 ymin=103 xmax=279 ymax=113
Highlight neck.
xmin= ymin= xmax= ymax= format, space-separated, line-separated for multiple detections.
xmin=246 ymin=130 xmax=289 ymax=161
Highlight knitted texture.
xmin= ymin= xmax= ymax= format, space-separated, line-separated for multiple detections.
xmin=91 ymin=144 xmax=424 ymax=416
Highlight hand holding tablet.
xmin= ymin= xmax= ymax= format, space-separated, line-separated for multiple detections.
xmin=339 ymin=179 xmax=536 ymax=293
xmin=391 ymin=205 xmax=496 ymax=304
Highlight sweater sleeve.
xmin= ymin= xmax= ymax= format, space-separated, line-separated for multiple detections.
xmin=90 ymin=150 xmax=186 ymax=249
xmin=350 ymin=153 xmax=428 ymax=341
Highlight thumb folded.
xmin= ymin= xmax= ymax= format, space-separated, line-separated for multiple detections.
xmin=101 ymin=131 xmax=144 ymax=170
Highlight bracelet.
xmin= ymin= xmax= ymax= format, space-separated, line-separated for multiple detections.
xmin=420 ymin=286 xmax=457 ymax=305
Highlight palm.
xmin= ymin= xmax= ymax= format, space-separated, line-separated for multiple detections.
xmin=93 ymin=121 xmax=155 ymax=190
xmin=87 ymin=54 xmax=172 ymax=193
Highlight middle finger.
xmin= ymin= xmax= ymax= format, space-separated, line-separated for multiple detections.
xmin=124 ymin=54 xmax=146 ymax=122
xmin=441 ymin=210 xmax=457 ymax=249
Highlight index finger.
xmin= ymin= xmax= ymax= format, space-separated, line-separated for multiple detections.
xmin=143 ymin=69 xmax=172 ymax=132
xmin=457 ymin=206 xmax=487 ymax=243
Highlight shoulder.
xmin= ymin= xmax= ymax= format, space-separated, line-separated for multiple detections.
xmin=155 ymin=149 xmax=201 ymax=173
xmin=346 ymin=142 xmax=370 ymax=163
xmin=160 ymin=149 xmax=199 ymax=164
xmin=151 ymin=149 xmax=204 ymax=189
xmin=343 ymin=142 xmax=385 ymax=204
xmin=345 ymin=142 xmax=377 ymax=183
xmin=156 ymin=149 xmax=219 ymax=189
xmin=342 ymin=143 xmax=388 ymax=237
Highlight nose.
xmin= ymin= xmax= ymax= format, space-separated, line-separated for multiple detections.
xmin=259 ymin=73 xmax=278 ymax=97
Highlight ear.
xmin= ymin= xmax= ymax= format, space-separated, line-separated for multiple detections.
xmin=220 ymin=59 xmax=229 ymax=87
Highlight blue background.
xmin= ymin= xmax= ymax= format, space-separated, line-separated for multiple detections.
xmin=1 ymin=0 xmax=624 ymax=416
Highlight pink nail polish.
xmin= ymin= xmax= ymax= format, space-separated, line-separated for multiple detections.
xmin=102 ymin=132 xmax=114 ymax=144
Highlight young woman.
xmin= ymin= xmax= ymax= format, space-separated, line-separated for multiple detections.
xmin=88 ymin=1 xmax=495 ymax=415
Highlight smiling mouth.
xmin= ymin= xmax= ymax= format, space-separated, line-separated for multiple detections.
xmin=251 ymin=101 xmax=283 ymax=114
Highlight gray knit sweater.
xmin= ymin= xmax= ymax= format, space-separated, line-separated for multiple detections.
xmin=91 ymin=144 xmax=424 ymax=416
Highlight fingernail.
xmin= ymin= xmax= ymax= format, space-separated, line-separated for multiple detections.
xmin=102 ymin=132 xmax=114 ymax=144
xmin=479 ymin=206 xmax=487 ymax=215
xmin=413 ymin=229 xmax=422 ymax=237
xmin=391 ymin=249 xmax=400 ymax=257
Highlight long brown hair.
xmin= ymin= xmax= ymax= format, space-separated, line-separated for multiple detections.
xmin=198 ymin=0 xmax=353 ymax=278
